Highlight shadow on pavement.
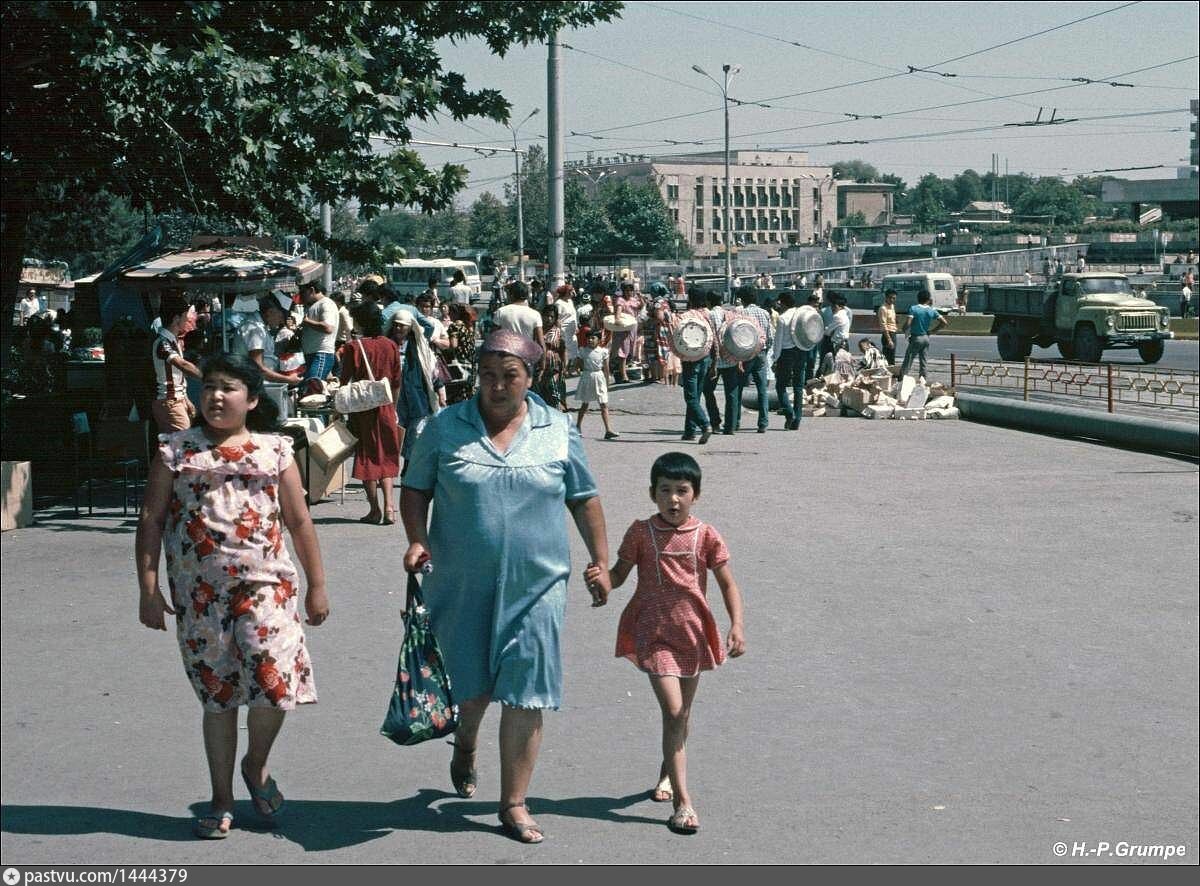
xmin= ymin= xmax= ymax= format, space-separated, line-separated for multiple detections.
xmin=2 ymin=790 xmax=658 ymax=851
xmin=25 ymin=517 xmax=139 ymax=535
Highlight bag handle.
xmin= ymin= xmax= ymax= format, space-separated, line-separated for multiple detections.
xmin=406 ymin=572 xmax=422 ymax=612
xmin=356 ymin=338 xmax=377 ymax=383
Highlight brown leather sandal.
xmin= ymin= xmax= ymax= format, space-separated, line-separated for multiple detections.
xmin=448 ymin=740 xmax=477 ymax=799
xmin=498 ymin=801 xmax=544 ymax=844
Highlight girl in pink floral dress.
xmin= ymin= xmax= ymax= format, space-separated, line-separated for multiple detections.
xmin=136 ymin=353 xmax=329 ymax=840
xmin=586 ymin=451 xmax=745 ymax=836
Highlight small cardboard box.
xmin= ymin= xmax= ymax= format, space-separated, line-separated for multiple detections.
xmin=862 ymin=404 xmax=894 ymax=419
xmin=892 ymin=407 xmax=925 ymax=420
xmin=2 ymin=461 xmax=33 ymax=532
xmin=841 ymin=387 xmax=873 ymax=412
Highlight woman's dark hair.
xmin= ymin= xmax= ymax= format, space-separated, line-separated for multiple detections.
xmin=447 ymin=302 xmax=476 ymax=326
xmin=200 ymin=353 xmax=280 ymax=432
xmin=688 ymin=287 xmax=711 ymax=310
xmin=351 ymin=302 xmax=384 ymax=337
xmin=777 ymin=291 xmax=795 ymax=309
xmin=651 ymin=451 xmax=702 ymax=496
xmin=452 ymin=269 xmax=466 ymax=284
xmin=542 ymin=303 xmax=559 ymax=323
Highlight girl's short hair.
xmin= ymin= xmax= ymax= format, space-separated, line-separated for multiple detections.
xmin=650 ymin=451 xmax=702 ymax=496
xmin=200 ymin=353 xmax=280 ymax=432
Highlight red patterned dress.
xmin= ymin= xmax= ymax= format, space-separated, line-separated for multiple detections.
xmin=615 ymin=515 xmax=729 ymax=677
xmin=158 ymin=428 xmax=317 ymax=711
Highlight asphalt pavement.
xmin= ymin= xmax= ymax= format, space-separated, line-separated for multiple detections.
xmin=2 ymin=380 xmax=1197 ymax=864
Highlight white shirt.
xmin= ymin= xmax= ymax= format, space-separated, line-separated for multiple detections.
xmin=492 ymin=303 xmax=543 ymax=339
xmin=232 ymin=315 xmax=279 ymax=370
xmin=450 ymin=283 xmax=473 ymax=305
xmin=425 ymin=314 xmax=449 ymax=344
xmin=556 ymin=297 xmax=578 ymax=336
xmin=301 ymin=296 xmax=338 ymax=354
xmin=772 ymin=308 xmax=800 ymax=361
xmin=19 ymin=296 xmax=40 ymax=321
xmin=825 ymin=306 xmax=852 ymax=342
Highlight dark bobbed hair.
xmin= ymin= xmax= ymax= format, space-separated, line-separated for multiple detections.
xmin=706 ymin=291 xmax=723 ymax=309
xmin=917 ymin=289 xmax=932 ymax=303
xmin=505 ymin=280 xmax=530 ymax=301
xmin=200 ymin=353 xmax=280 ymax=432
xmin=651 ymin=451 xmax=702 ymax=496
xmin=452 ymin=269 xmax=466 ymax=284
xmin=159 ymin=294 xmax=191 ymax=326
xmin=447 ymin=302 xmax=477 ymax=325
xmin=738 ymin=286 xmax=758 ymax=306
xmin=357 ymin=278 xmax=381 ymax=298
xmin=351 ymin=302 xmax=385 ymax=337
xmin=777 ymin=291 xmax=795 ymax=309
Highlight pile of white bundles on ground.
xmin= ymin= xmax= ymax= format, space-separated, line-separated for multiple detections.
xmin=801 ymin=370 xmax=959 ymax=420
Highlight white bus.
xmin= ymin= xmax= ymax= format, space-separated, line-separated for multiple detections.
xmin=385 ymin=259 xmax=482 ymax=302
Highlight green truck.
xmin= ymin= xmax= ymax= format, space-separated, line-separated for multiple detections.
xmin=984 ymin=273 xmax=1172 ymax=364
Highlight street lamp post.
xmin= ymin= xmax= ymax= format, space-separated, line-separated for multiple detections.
xmin=571 ymin=167 xmax=610 ymax=196
xmin=693 ymin=63 xmax=740 ymax=303
xmin=508 ymin=108 xmax=539 ymax=282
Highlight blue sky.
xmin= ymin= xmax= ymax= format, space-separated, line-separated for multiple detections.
xmin=409 ymin=1 xmax=1198 ymax=205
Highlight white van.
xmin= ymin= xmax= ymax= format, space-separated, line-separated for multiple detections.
xmin=873 ymin=272 xmax=958 ymax=313
xmin=385 ymin=259 xmax=482 ymax=302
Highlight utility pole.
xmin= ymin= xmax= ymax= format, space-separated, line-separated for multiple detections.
xmin=320 ymin=201 xmax=332 ymax=292
xmin=507 ymin=109 xmax=539 ymax=283
xmin=548 ymin=34 xmax=565 ymax=289
xmin=723 ymin=64 xmax=733 ymax=304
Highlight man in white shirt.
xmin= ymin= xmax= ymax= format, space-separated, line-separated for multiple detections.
xmin=491 ymin=281 xmax=544 ymax=347
xmin=771 ymin=291 xmax=807 ymax=430
xmin=449 ymin=269 xmax=473 ymax=306
xmin=232 ymin=292 xmax=301 ymax=384
xmin=299 ymin=282 xmax=338 ymax=381
xmin=18 ymin=290 xmax=41 ymax=325
xmin=822 ymin=294 xmax=852 ymax=373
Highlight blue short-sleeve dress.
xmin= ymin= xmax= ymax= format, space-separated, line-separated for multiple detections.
xmin=401 ymin=392 xmax=598 ymax=710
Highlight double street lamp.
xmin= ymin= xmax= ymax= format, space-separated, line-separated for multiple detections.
xmin=692 ymin=63 xmax=740 ymax=304
xmin=508 ymin=108 xmax=539 ymax=282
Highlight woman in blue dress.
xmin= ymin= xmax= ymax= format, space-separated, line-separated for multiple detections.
xmin=389 ymin=309 xmax=441 ymax=465
xmin=400 ymin=330 xmax=613 ymax=844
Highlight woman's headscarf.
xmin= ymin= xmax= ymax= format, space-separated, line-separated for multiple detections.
xmin=478 ymin=329 xmax=543 ymax=377
xmin=392 ymin=311 xmax=439 ymax=412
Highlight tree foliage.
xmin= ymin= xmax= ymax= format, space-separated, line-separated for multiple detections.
xmin=1 ymin=0 xmax=623 ymax=325
xmin=832 ymin=160 xmax=880 ymax=183
xmin=602 ymin=180 xmax=678 ymax=257
xmin=468 ymin=192 xmax=517 ymax=257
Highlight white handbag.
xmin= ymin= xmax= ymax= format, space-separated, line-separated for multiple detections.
xmin=309 ymin=419 xmax=358 ymax=470
xmin=333 ymin=339 xmax=393 ymax=414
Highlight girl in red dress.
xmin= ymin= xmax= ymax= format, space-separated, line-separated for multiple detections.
xmin=585 ymin=452 xmax=746 ymax=835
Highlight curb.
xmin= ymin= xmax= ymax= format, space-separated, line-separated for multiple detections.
xmin=956 ymin=390 xmax=1199 ymax=458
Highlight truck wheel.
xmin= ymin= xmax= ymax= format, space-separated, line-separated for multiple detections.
xmin=997 ymin=324 xmax=1024 ymax=361
xmin=1073 ymin=325 xmax=1104 ymax=363
xmin=1057 ymin=340 xmax=1075 ymax=360
xmin=1137 ymin=339 xmax=1165 ymax=364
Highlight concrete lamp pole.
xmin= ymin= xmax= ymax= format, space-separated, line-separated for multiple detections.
xmin=508 ymin=108 xmax=539 ymax=282
xmin=693 ymin=63 xmax=740 ymax=303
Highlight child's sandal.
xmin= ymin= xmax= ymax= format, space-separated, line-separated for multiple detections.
xmin=667 ymin=805 xmax=700 ymax=835
xmin=650 ymin=774 xmax=673 ymax=803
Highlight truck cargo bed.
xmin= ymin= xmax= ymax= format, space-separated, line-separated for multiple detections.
xmin=984 ymin=285 xmax=1049 ymax=317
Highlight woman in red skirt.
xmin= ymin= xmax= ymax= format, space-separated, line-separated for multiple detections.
xmin=340 ymin=303 xmax=402 ymax=524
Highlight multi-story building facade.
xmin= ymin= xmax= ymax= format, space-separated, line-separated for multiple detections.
xmin=567 ymin=150 xmax=836 ymax=259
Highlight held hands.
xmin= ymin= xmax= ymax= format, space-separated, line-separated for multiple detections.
xmin=305 ymin=585 xmax=330 ymax=626
xmin=139 ymin=589 xmax=177 ymax=631
xmin=583 ymin=562 xmax=610 ymax=608
xmin=726 ymin=623 xmax=746 ymax=658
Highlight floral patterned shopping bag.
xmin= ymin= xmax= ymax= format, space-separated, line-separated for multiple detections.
xmin=380 ymin=572 xmax=459 ymax=745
